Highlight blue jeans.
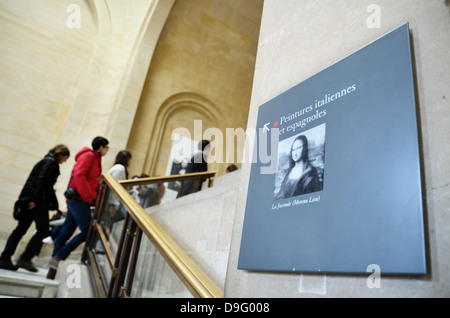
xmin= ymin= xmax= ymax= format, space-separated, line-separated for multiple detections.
xmin=52 ymin=200 xmax=91 ymax=260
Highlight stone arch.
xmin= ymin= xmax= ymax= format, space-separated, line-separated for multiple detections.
xmin=144 ymin=92 xmax=224 ymax=175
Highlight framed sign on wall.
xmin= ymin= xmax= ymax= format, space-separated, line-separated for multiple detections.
xmin=238 ymin=23 xmax=427 ymax=275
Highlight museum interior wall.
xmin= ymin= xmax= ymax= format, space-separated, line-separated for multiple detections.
xmin=225 ymin=0 xmax=450 ymax=297
xmin=126 ymin=0 xmax=264 ymax=178
xmin=1 ymin=0 xmax=95 ymax=231
xmin=0 ymin=0 xmax=262 ymax=250
xmin=1 ymin=0 xmax=449 ymax=298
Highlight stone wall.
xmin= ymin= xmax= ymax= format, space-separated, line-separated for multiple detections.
xmin=148 ymin=170 xmax=241 ymax=292
xmin=0 ymin=0 xmax=171 ymax=231
xmin=126 ymin=0 xmax=264 ymax=178
xmin=225 ymin=0 xmax=450 ymax=297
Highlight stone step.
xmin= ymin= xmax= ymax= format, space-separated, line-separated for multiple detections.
xmin=0 ymin=267 xmax=59 ymax=298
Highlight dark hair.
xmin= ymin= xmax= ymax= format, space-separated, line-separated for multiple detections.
xmin=226 ymin=164 xmax=238 ymax=173
xmin=199 ymin=140 xmax=210 ymax=151
xmin=114 ymin=150 xmax=132 ymax=167
xmin=289 ymin=135 xmax=309 ymax=168
xmin=49 ymin=144 xmax=70 ymax=160
xmin=92 ymin=136 xmax=109 ymax=151
xmin=113 ymin=150 xmax=132 ymax=179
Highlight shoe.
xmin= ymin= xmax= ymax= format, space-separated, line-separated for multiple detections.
xmin=46 ymin=268 xmax=57 ymax=280
xmin=0 ymin=258 xmax=18 ymax=271
xmin=46 ymin=257 xmax=60 ymax=279
xmin=17 ymin=258 xmax=38 ymax=272
xmin=42 ymin=236 xmax=53 ymax=244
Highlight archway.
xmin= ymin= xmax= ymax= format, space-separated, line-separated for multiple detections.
xmin=144 ymin=92 xmax=223 ymax=176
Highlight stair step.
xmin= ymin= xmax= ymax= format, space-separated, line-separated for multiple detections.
xmin=0 ymin=267 xmax=59 ymax=298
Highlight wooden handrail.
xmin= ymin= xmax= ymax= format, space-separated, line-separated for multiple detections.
xmin=119 ymin=171 xmax=216 ymax=186
xmin=94 ymin=223 xmax=115 ymax=267
xmin=100 ymin=173 xmax=222 ymax=298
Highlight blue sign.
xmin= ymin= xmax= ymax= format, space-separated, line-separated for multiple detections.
xmin=238 ymin=23 xmax=427 ymax=275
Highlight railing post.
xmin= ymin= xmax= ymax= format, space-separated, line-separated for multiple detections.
xmin=82 ymin=182 xmax=109 ymax=263
xmin=207 ymin=176 xmax=214 ymax=188
xmin=84 ymin=172 xmax=222 ymax=298
xmin=109 ymin=216 xmax=137 ymax=298
xmin=124 ymin=227 xmax=142 ymax=297
xmin=107 ymin=212 xmax=128 ymax=297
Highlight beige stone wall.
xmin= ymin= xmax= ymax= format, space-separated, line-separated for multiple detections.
xmin=226 ymin=0 xmax=450 ymax=297
xmin=127 ymin=0 xmax=264 ymax=178
xmin=0 ymin=0 xmax=171 ymax=231
xmin=0 ymin=0 xmax=96 ymax=230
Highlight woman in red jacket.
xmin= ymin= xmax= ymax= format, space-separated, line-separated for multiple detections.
xmin=47 ymin=137 xmax=109 ymax=278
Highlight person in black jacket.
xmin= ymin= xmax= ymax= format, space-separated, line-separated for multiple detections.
xmin=177 ymin=140 xmax=210 ymax=198
xmin=0 ymin=144 xmax=70 ymax=272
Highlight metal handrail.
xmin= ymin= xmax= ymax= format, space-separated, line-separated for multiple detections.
xmin=119 ymin=171 xmax=216 ymax=187
xmin=83 ymin=171 xmax=222 ymax=298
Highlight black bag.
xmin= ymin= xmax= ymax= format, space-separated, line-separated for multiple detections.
xmin=64 ymin=187 xmax=80 ymax=201
xmin=13 ymin=197 xmax=29 ymax=220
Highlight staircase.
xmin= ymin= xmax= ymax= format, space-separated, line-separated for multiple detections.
xmin=0 ymin=267 xmax=58 ymax=298
xmin=0 ymin=236 xmax=94 ymax=297
xmin=0 ymin=170 xmax=240 ymax=297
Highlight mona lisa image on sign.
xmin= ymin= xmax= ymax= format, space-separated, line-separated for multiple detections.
xmin=273 ymin=124 xmax=325 ymax=201
xmin=238 ymin=23 xmax=427 ymax=275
